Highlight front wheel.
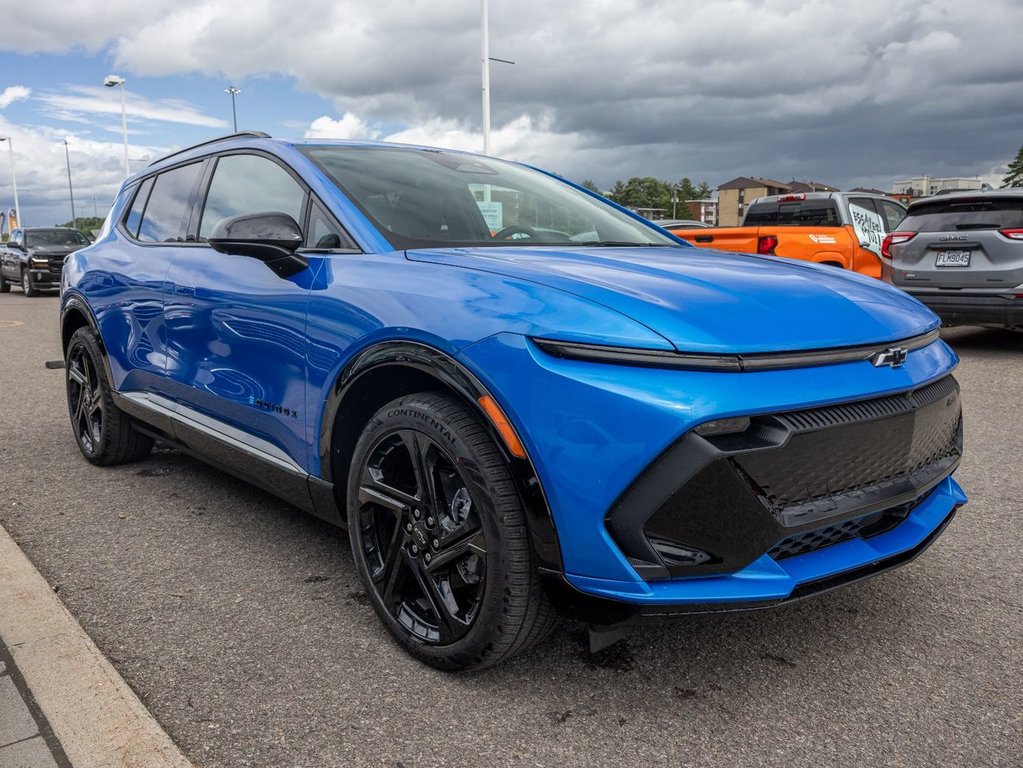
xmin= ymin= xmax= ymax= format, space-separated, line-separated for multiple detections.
xmin=65 ymin=327 xmax=154 ymax=465
xmin=21 ymin=269 xmax=36 ymax=297
xmin=346 ymin=393 xmax=556 ymax=670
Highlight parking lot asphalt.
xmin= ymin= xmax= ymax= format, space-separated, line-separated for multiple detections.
xmin=0 ymin=290 xmax=1020 ymax=768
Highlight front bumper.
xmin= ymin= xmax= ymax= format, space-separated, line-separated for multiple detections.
xmin=546 ymin=476 xmax=964 ymax=623
xmin=909 ymin=292 xmax=1023 ymax=328
xmin=28 ymin=268 xmax=61 ymax=287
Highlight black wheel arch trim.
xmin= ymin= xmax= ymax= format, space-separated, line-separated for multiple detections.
xmin=60 ymin=294 xmax=115 ymax=385
xmin=320 ymin=340 xmax=564 ymax=572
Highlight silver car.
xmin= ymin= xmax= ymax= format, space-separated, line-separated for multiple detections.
xmin=881 ymin=190 xmax=1023 ymax=329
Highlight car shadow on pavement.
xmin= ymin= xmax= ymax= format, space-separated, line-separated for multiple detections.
xmin=940 ymin=326 xmax=1023 ymax=352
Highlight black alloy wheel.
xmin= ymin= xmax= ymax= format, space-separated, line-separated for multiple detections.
xmin=347 ymin=393 xmax=556 ymax=670
xmin=67 ymin=342 xmax=103 ymax=454
xmin=64 ymin=327 xmax=154 ymax=465
xmin=357 ymin=428 xmax=487 ymax=645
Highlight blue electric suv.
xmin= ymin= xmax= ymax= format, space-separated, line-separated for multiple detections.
xmin=60 ymin=132 xmax=966 ymax=669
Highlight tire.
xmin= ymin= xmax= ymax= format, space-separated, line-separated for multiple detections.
xmin=346 ymin=392 xmax=557 ymax=671
xmin=65 ymin=326 xmax=154 ymax=465
xmin=0 ymin=272 xmax=9 ymax=293
xmin=22 ymin=269 xmax=36 ymax=297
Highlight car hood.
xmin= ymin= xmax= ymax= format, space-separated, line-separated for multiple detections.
xmin=27 ymin=245 xmax=82 ymax=256
xmin=406 ymin=246 xmax=938 ymax=353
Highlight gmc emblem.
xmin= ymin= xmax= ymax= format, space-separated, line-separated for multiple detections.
xmin=871 ymin=346 xmax=909 ymax=368
xmin=939 ymin=234 xmax=968 ymax=241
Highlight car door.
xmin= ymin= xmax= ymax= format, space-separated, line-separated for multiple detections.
xmin=87 ymin=163 xmax=205 ymax=394
xmin=161 ymin=151 xmax=319 ymax=475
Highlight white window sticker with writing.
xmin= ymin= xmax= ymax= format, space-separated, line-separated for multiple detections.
xmin=849 ymin=202 xmax=885 ymax=256
xmin=476 ymin=201 xmax=503 ymax=231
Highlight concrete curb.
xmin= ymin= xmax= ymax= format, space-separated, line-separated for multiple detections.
xmin=0 ymin=524 xmax=195 ymax=768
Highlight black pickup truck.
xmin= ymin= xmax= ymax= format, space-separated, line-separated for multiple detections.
xmin=0 ymin=227 xmax=91 ymax=296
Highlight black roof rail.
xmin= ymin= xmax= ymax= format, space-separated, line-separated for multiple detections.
xmin=148 ymin=130 xmax=271 ymax=167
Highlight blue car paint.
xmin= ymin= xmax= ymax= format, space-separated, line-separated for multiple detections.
xmin=63 ymin=136 xmax=965 ymax=610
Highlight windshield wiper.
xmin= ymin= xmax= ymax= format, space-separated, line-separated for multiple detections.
xmin=574 ymin=240 xmax=664 ymax=247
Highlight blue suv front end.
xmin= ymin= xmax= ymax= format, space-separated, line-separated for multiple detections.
xmin=457 ymin=332 xmax=964 ymax=623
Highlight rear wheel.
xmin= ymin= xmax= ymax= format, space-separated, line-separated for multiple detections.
xmin=0 ymin=272 xmax=9 ymax=293
xmin=346 ymin=393 xmax=556 ymax=670
xmin=65 ymin=327 xmax=154 ymax=465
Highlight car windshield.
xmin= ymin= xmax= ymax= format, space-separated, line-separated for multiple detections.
xmin=301 ymin=145 xmax=680 ymax=250
xmin=25 ymin=229 xmax=89 ymax=246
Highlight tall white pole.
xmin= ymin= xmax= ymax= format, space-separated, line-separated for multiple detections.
xmin=481 ymin=0 xmax=491 ymax=156
xmin=119 ymin=82 xmax=129 ymax=177
xmin=4 ymin=139 xmax=20 ymax=228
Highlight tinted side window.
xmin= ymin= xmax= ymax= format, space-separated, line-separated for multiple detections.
xmin=199 ymin=154 xmax=306 ymax=240
xmin=779 ymin=201 xmax=839 ymax=226
xmin=877 ymin=199 xmax=907 ymax=232
xmin=306 ymin=202 xmax=356 ymax=249
xmin=123 ymin=178 xmax=154 ymax=238
xmin=138 ymin=163 xmax=204 ymax=243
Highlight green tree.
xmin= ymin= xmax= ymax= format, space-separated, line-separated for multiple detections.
xmin=695 ymin=181 xmax=713 ymax=199
xmin=1003 ymin=144 xmax=1023 ymax=188
xmin=608 ymin=176 xmax=673 ymax=211
xmin=58 ymin=216 xmax=105 ymax=235
xmin=579 ymin=179 xmax=602 ymax=194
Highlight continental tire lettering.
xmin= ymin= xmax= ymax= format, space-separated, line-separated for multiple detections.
xmin=386 ymin=407 xmax=456 ymax=445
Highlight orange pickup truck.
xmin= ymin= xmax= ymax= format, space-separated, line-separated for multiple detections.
xmin=668 ymin=192 xmax=907 ymax=278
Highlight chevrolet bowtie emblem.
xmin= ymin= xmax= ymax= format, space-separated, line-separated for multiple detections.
xmin=871 ymin=346 xmax=908 ymax=368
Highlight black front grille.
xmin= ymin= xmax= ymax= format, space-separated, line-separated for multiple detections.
xmin=608 ymin=375 xmax=963 ymax=581
xmin=735 ymin=375 xmax=961 ymax=527
xmin=768 ymin=500 xmax=917 ymax=560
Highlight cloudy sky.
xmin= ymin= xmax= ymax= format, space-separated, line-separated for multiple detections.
xmin=1 ymin=0 xmax=1020 ymax=226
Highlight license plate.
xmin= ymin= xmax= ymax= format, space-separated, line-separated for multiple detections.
xmin=935 ymin=250 xmax=971 ymax=267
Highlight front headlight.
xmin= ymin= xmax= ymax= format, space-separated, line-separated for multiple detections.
xmin=30 ymin=257 xmax=49 ymax=268
xmin=530 ymin=328 xmax=941 ymax=373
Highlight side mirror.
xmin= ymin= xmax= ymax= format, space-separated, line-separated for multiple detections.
xmin=208 ymin=212 xmax=308 ymax=278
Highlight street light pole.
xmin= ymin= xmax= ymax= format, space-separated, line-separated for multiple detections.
xmin=0 ymin=137 xmax=21 ymax=228
xmin=225 ymin=87 xmax=241 ymax=132
xmin=104 ymin=75 xmax=129 ymax=177
xmin=63 ymin=140 xmax=77 ymax=233
xmin=481 ymin=0 xmax=491 ymax=155
xmin=479 ymin=1 xmax=514 ymax=157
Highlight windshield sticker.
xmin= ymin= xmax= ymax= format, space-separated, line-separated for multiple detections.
xmin=476 ymin=201 xmax=503 ymax=230
xmin=809 ymin=234 xmax=837 ymax=244
xmin=849 ymin=203 xmax=885 ymax=255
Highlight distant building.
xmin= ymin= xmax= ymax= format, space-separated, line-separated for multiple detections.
xmin=633 ymin=207 xmax=668 ymax=220
xmin=716 ymin=177 xmax=792 ymax=226
xmin=892 ymin=176 xmax=984 ymax=197
xmin=685 ymin=198 xmax=718 ymax=226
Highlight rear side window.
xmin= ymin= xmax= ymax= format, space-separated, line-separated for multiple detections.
xmin=123 ymin=178 xmax=154 ymax=238
xmin=901 ymin=198 xmax=1023 ymax=232
xmin=744 ymin=200 xmax=840 ymax=226
xmin=198 ymin=154 xmax=306 ymax=240
xmin=138 ymin=163 xmax=204 ymax=243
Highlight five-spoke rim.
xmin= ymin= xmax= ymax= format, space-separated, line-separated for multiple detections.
xmin=357 ymin=429 xmax=487 ymax=645
xmin=67 ymin=346 xmax=102 ymax=453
